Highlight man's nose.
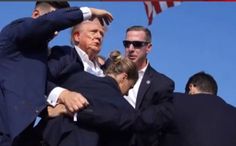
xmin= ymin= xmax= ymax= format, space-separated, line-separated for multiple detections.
xmin=94 ymin=32 xmax=103 ymax=42
xmin=127 ymin=44 xmax=135 ymax=51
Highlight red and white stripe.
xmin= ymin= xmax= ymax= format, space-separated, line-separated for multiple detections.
xmin=144 ymin=1 xmax=181 ymax=25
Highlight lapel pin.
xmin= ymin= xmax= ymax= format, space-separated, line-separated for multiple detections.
xmin=146 ymin=80 xmax=151 ymax=84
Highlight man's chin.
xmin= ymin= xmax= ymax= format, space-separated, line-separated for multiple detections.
xmin=90 ymin=47 xmax=101 ymax=53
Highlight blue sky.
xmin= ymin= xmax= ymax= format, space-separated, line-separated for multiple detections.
xmin=1 ymin=2 xmax=235 ymax=106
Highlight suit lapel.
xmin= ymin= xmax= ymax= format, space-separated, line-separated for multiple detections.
xmin=136 ymin=65 xmax=152 ymax=109
xmin=71 ymin=47 xmax=84 ymax=69
xmin=59 ymin=47 xmax=84 ymax=79
xmin=71 ymin=47 xmax=82 ymax=63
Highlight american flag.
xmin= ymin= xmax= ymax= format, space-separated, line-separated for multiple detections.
xmin=144 ymin=1 xmax=181 ymax=25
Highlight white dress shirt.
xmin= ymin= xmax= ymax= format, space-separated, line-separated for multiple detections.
xmin=75 ymin=46 xmax=104 ymax=77
xmin=124 ymin=63 xmax=148 ymax=108
xmin=74 ymin=46 xmax=104 ymax=121
xmin=47 ymin=7 xmax=102 ymax=106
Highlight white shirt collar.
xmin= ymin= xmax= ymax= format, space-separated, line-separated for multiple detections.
xmin=123 ymin=61 xmax=149 ymax=108
xmin=75 ymin=45 xmax=90 ymax=62
xmin=138 ymin=61 xmax=149 ymax=77
xmin=74 ymin=45 xmax=104 ymax=77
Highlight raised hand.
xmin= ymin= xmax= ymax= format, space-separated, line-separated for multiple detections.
xmin=89 ymin=8 xmax=113 ymax=26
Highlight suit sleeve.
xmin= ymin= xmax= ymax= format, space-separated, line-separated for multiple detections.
xmin=46 ymin=46 xmax=73 ymax=95
xmin=3 ymin=7 xmax=84 ymax=47
xmin=76 ymin=76 xmax=174 ymax=133
xmin=77 ymin=101 xmax=173 ymax=133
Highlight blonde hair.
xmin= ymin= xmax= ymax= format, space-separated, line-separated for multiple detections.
xmin=109 ymin=50 xmax=122 ymax=63
xmin=105 ymin=51 xmax=138 ymax=82
xmin=71 ymin=17 xmax=107 ymax=45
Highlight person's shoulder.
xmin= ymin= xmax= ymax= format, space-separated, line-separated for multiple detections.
xmin=50 ymin=45 xmax=74 ymax=55
xmin=1 ymin=17 xmax=31 ymax=33
xmin=173 ymin=92 xmax=187 ymax=98
xmin=10 ymin=17 xmax=32 ymax=24
xmin=172 ymin=92 xmax=191 ymax=105
xmin=148 ymin=65 xmax=174 ymax=85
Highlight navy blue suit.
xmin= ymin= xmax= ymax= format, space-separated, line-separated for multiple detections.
xmin=43 ymin=46 xmax=173 ymax=146
xmin=160 ymin=92 xmax=236 ymax=146
xmin=0 ymin=7 xmax=85 ymax=143
xmin=46 ymin=45 xmax=84 ymax=95
xmin=44 ymin=73 xmax=135 ymax=146
xmin=131 ymin=64 xmax=174 ymax=146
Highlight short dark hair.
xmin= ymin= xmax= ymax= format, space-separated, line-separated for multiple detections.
xmin=126 ymin=25 xmax=152 ymax=42
xmin=35 ymin=1 xmax=70 ymax=9
xmin=185 ymin=71 xmax=218 ymax=95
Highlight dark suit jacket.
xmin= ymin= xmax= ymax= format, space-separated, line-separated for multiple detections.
xmin=43 ymin=71 xmax=173 ymax=146
xmin=160 ymin=92 xmax=236 ymax=146
xmin=47 ymin=45 xmax=84 ymax=94
xmin=132 ymin=64 xmax=175 ymax=146
xmin=0 ymin=7 xmax=85 ymax=141
xmin=44 ymin=72 xmax=136 ymax=146
xmin=43 ymin=46 xmax=173 ymax=146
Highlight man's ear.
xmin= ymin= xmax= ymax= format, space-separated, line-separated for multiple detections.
xmin=146 ymin=43 xmax=152 ymax=54
xmin=188 ymin=83 xmax=195 ymax=95
xmin=32 ymin=9 xmax=40 ymax=18
xmin=73 ymin=32 xmax=80 ymax=44
xmin=189 ymin=83 xmax=195 ymax=89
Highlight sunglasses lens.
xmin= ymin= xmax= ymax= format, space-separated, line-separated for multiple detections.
xmin=123 ymin=40 xmax=148 ymax=48
xmin=123 ymin=41 xmax=131 ymax=48
xmin=132 ymin=41 xmax=144 ymax=48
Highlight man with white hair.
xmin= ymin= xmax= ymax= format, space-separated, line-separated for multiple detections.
xmin=0 ymin=1 xmax=113 ymax=145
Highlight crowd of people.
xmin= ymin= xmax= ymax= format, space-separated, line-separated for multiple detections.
xmin=1 ymin=1 xmax=236 ymax=146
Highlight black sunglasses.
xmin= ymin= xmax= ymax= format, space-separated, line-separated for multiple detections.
xmin=123 ymin=40 xmax=149 ymax=48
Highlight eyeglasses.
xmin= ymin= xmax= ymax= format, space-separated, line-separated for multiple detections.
xmin=123 ymin=40 xmax=149 ymax=48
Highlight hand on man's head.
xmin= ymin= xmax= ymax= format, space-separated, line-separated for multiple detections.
xmin=89 ymin=8 xmax=113 ymax=26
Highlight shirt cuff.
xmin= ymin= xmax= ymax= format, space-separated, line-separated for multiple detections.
xmin=73 ymin=113 xmax=78 ymax=122
xmin=47 ymin=87 xmax=66 ymax=107
xmin=80 ymin=7 xmax=92 ymax=20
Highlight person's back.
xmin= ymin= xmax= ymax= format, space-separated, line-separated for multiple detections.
xmin=162 ymin=92 xmax=236 ymax=146
xmin=0 ymin=2 xmax=71 ymax=144
xmin=160 ymin=72 xmax=236 ymax=146
xmin=0 ymin=2 xmax=113 ymax=145
xmin=44 ymin=72 xmax=135 ymax=146
xmin=43 ymin=56 xmax=138 ymax=146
